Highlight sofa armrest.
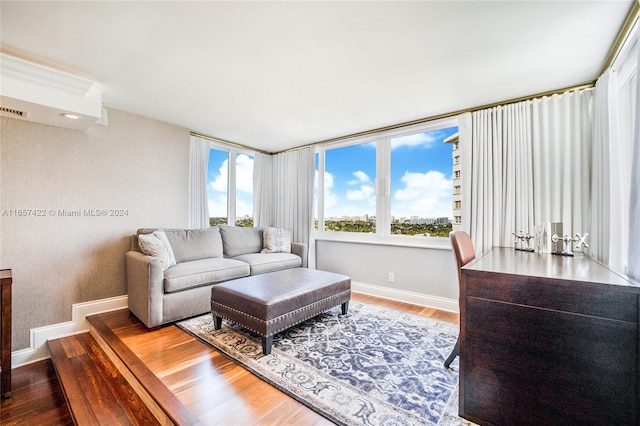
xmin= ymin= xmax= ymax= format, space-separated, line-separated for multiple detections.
xmin=125 ymin=250 xmax=165 ymax=327
xmin=291 ymin=242 xmax=308 ymax=268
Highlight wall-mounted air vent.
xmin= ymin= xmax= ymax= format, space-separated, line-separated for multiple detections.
xmin=0 ymin=106 xmax=27 ymax=117
xmin=0 ymin=53 xmax=102 ymax=131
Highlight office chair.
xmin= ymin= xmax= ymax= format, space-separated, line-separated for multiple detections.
xmin=444 ymin=230 xmax=476 ymax=368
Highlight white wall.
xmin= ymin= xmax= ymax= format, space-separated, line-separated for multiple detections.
xmin=0 ymin=109 xmax=190 ymax=350
xmin=316 ymin=239 xmax=459 ymax=310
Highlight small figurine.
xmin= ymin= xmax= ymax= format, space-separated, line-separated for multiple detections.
xmin=512 ymin=231 xmax=535 ymax=252
xmin=551 ymin=232 xmax=589 ymax=256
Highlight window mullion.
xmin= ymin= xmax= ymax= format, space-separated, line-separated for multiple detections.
xmin=228 ymin=150 xmax=237 ymax=225
xmin=376 ymin=137 xmax=391 ymax=236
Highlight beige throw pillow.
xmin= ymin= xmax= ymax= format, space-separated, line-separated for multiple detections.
xmin=138 ymin=230 xmax=176 ymax=270
xmin=261 ymin=227 xmax=292 ymax=253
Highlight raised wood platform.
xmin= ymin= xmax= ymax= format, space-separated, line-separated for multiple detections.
xmin=48 ymin=312 xmax=203 ymax=425
xmin=22 ymin=293 xmax=458 ymax=425
xmin=48 ymin=333 xmax=160 ymax=425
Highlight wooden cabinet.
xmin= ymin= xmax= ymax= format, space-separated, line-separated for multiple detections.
xmin=459 ymin=248 xmax=639 ymax=425
xmin=1 ymin=269 xmax=11 ymax=399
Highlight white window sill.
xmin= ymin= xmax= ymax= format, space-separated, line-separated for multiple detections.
xmin=314 ymin=231 xmax=452 ymax=250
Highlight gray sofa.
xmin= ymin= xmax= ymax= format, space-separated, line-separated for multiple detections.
xmin=126 ymin=225 xmax=308 ymax=327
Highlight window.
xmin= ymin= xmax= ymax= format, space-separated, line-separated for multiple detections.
xmin=322 ymin=142 xmax=376 ymax=232
xmin=207 ymin=146 xmax=254 ymax=227
xmin=316 ymin=118 xmax=458 ymax=239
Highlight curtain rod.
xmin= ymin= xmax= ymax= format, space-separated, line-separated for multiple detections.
xmin=189 ymin=131 xmax=271 ymax=155
xmin=273 ymin=81 xmax=595 ymax=155
xmin=600 ymin=1 xmax=639 ymax=75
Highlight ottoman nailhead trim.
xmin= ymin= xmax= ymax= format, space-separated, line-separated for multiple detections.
xmin=211 ymin=290 xmax=350 ymax=337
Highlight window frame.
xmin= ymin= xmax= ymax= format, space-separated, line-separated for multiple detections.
xmin=207 ymin=141 xmax=255 ymax=227
xmin=315 ymin=116 xmax=458 ymax=249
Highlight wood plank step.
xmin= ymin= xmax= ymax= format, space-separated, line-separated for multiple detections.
xmin=48 ymin=333 xmax=159 ymax=425
xmin=86 ymin=313 xmax=200 ymax=426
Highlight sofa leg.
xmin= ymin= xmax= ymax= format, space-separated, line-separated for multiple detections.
xmin=262 ymin=336 xmax=273 ymax=355
xmin=213 ymin=315 xmax=222 ymax=330
xmin=341 ymin=301 xmax=349 ymax=315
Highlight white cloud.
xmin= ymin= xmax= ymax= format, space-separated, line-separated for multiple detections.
xmin=235 ymin=154 xmax=253 ymax=193
xmin=345 ymin=170 xmax=374 ymax=202
xmin=391 ymin=131 xmax=441 ymax=150
xmin=348 ymin=170 xmax=371 ymax=185
xmin=209 ymin=154 xmax=253 ymax=194
xmin=393 ymin=170 xmax=452 ymax=218
xmin=324 ymin=171 xmax=338 ymax=209
xmin=236 ymin=197 xmax=253 ymax=218
xmin=208 ymin=194 xmax=227 ymax=217
xmin=210 ymin=159 xmax=228 ymax=192
xmin=346 ymin=184 xmax=375 ymax=201
xmin=315 ymin=170 xmax=338 ymax=210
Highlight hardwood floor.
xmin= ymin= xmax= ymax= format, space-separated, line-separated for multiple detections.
xmin=0 ymin=358 xmax=72 ymax=425
xmin=1 ymin=293 xmax=459 ymax=425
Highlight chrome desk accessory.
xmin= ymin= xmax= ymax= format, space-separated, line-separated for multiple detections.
xmin=536 ymin=222 xmax=562 ymax=253
xmin=551 ymin=232 xmax=589 ymax=256
xmin=512 ymin=231 xmax=535 ymax=252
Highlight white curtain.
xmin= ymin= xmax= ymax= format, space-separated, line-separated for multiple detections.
xmin=531 ymin=90 xmax=593 ymax=236
xmin=591 ymin=26 xmax=638 ymax=279
xmin=188 ymin=136 xmax=210 ymax=228
xmin=253 ymin=152 xmax=274 ymax=227
xmin=463 ymin=102 xmax=534 ymax=254
xmin=459 ymin=112 xmax=473 ymax=236
xmin=590 ymin=71 xmax=615 ymax=265
xmin=254 ymin=148 xmax=316 ymax=268
xmin=628 ymin=29 xmax=640 ymax=281
xmin=461 ymin=90 xmax=592 ymax=255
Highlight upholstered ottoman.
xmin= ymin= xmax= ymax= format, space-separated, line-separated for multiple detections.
xmin=210 ymin=268 xmax=351 ymax=354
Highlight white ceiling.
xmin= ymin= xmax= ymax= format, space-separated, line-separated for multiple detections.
xmin=0 ymin=1 xmax=634 ymax=153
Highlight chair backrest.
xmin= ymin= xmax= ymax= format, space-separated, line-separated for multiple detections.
xmin=450 ymin=231 xmax=476 ymax=281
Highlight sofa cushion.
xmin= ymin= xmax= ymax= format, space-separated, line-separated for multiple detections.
xmin=163 ymin=258 xmax=250 ymax=293
xmin=138 ymin=230 xmax=176 ymax=271
xmin=219 ymin=225 xmax=264 ymax=257
xmin=163 ymin=227 xmax=224 ymax=263
xmin=261 ymin=227 xmax=292 ymax=253
xmin=231 ymin=252 xmax=302 ymax=275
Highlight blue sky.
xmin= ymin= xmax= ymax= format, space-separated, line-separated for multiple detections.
xmin=207 ymin=125 xmax=458 ymax=220
xmin=323 ymin=126 xmax=458 ymax=219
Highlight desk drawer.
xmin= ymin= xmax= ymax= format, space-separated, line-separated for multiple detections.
xmin=462 ymin=269 xmax=637 ymax=322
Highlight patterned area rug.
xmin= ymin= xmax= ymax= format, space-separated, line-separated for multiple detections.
xmin=177 ymin=301 xmax=468 ymax=426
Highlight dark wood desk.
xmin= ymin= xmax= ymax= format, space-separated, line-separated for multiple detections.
xmin=459 ymin=248 xmax=639 ymax=426
xmin=1 ymin=269 xmax=11 ymax=399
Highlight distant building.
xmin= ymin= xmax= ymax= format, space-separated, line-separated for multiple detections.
xmin=444 ymin=132 xmax=462 ymax=231
xmin=436 ymin=217 xmax=449 ymax=226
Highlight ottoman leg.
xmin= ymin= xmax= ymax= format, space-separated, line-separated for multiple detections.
xmin=262 ymin=336 xmax=273 ymax=355
xmin=213 ymin=315 xmax=222 ymax=330
xmin=341 ymin=301 xmax=349 ymax=315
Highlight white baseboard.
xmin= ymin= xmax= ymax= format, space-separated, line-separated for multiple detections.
xmin=11 ymin=295 xmax=128 ymax=368
xmin=351 ymin=281 xmax=459 ymax=313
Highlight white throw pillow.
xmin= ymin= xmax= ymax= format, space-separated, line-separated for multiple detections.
xmin=261 ymin=227 xmax=292 ymax=253
xmin=138 ymin=230 xmax=176 ymax=270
